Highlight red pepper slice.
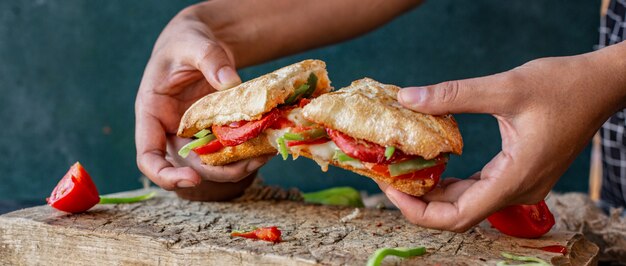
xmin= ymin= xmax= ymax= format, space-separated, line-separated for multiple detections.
xmin=193 ymin=138 xmax=225 ymax=155
xmin=212 ymin=109 xmax=281 ymax=146
xmin=231 ymin=226 xmax=282 ymax=243
xmin=287 ymin=137 xmax=330 ymax=147
xmin=47 ymin=162 xmax=100 ymax=213
xmin=487 ymin=200 xmax=555 ymax=238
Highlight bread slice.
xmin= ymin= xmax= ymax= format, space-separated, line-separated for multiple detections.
xmin=302 ymin=78 xmax=462 ymax=160
xmin=177 ymin=59 xmax=332 ymax=138
xmin=197 ymin=134 xmax=276 ymax=166
xmin=293 ymin=148 xmax=435 ymax=196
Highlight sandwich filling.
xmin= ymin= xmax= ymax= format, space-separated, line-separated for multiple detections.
xmin=266 ymin=115 xmax=448 ymax=183
xmin=177 ymin=73 xmax=323 ymax=159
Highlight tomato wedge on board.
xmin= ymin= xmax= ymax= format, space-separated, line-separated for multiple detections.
xmin=326 ymin=128 xmax=409 ymax=163
xmin=487 ymin=200 xmax=555 ymax=238
xmin=193 ymin=139 xmax=225 ymax=155
xmin=47 ymin=162 xmax=100 ymax=213
xmin=212 ymin=109 xmax=281 ymax=146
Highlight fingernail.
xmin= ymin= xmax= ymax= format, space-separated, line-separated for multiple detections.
xmin=176 ymin=180 xmax=196 ymax=188
xmin=216 ymin=66 xmax=241 ymax=89
xmin=398 ymin=87 xmax=427 ymax=106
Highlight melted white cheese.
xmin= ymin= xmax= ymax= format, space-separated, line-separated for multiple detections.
xmin=264 ymin=108 xmax=365 ymax=171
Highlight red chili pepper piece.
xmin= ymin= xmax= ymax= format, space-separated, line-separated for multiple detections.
xmin=487 ymin=200 xmax=555 ymax=238
xmin=231 ymin=226 xmax=282 ymax=243
xmin=193 ymin=138 xmax=225 ymax=155
xmin=47 ymin=162 xmax=100 ymax=213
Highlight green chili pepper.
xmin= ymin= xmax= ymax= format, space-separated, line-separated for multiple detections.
xmin=178 ymin=134 xmax=216 ymax=158
xmin=496 ymin=252 xmax=550 ymax=266
xmin=333 ymin=150 xmax=357 ymax=162
xmin=99 ymin=191 xmax=156 ymax=204
xmin=366 ymin=247 xmax=426 ymax=266
xmin=384 ymin=146 xmax=395 ymax=160
xmin=283 ymin=132 xmax=305 ymax=141
xmin=388 ymin=157 xmax=437 ymax=177
xmin=193 ymin=129 xmax=211 ymax=139
xmin=302 ymin=187 xmax=364 ymax=207
xmin=301 ymin=73 xmax=318 ymax=99
xmin=285 ymin=84 xmax=310 ymax=104
xmin=277 ymin=136 xmax=289 ymax=160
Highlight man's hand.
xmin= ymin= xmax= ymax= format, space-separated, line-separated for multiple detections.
xmin=380 ymin=41 xmax=626 ymax=232
xmin=135 ymin=4 xmax=270 ymax=190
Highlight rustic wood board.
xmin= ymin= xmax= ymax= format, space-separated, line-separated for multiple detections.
xmin=0 ymin=188 xmax=598 ymax=265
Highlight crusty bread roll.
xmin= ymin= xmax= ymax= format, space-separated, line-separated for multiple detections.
xmin=302 ymin=78 xmax=462 ymax=160
xmin=178 ymin=59 xmax=331 ymax=138
xmin=177 ymin=59 xmax=331 ymax=166
xmin=298 ymin=78 xmax=463 ymax=196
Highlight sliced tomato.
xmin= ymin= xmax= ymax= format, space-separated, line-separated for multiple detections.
xmin=326 ymin=128 xmax=409 ymax=163
xmin=193 ymin=139 xmax=225 ymax=155
xmin=47 ymin=162 xmax=101 ymax=213
xmin=213 ymin=109 xmax=281 ymax=146
xmin=487 ymin=200 xmax=555 ymax=238
xmin=287 ymin=137 xmax=330 ymax=147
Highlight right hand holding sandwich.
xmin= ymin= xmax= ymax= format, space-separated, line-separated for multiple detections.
xmin=135 ymin=3 xmax=270 ymax=191
xmin=380 ymin=44 xmax=626 ymax=232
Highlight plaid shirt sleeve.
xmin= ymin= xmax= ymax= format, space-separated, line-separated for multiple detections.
xmin=598 ymin=0 xmax=626 ymax=211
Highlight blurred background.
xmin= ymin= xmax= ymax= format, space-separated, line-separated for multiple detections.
xmin=0 ymin=1 xmax=599 ymax=206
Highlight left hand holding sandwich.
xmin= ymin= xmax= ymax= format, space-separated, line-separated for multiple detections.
xmin=380 ymin=41 xmax=626 ymax=232
xmin=134 ymin=4 xmax=270 ymax=192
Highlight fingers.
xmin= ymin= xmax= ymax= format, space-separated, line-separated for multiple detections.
xmin=135 ymin=112 xmax=201 ymax=190
xmin=177 ymin=39 xmax=241 ymax=90
xmin=397 ymin=72 xmax=515 ymax=115
xmin=376 ymin=154 xmax=520 ymax=232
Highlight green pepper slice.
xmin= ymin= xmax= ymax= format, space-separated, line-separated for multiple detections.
xmin=178 ymin=134 xmax=216 ymax=158
xmin=366 ymin=247 xmax=426 ymax=266
xmin=388 ymin=157 xmax=437 ymax=177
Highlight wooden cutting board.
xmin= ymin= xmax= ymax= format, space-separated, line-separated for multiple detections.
xmin=0 ymin=188 xmax=598 ymax=265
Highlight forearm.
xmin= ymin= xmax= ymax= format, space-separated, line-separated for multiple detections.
xmin=584 ymin=40 xmax=626 ymax=114
xmin=191 ymin=0 xmax=422 ymax=67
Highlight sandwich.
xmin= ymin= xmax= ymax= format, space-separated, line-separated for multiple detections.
xmin=271 ymin=78 xmax=463 ymax=196
xmin=176 ymin=59 xmax=332 ymax=165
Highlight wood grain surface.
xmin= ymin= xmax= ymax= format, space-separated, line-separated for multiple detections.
xmin=0 ymin=188 xmax=600 ymax=265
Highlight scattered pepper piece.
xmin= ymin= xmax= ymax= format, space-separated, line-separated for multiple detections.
xmin=231 ymin=226 xmax=282 ymax=243
xmin=496 ymin=252 xmax=550 ymax=266
xmin=366 ymin=247 xmax=426 ymax=266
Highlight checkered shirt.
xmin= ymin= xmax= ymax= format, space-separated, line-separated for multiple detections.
xmin=599 ymin=0 xmax=626 ymax=210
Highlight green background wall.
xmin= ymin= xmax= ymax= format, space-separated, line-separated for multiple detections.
xmin=0 ymin=1 xmax=599 ymax=201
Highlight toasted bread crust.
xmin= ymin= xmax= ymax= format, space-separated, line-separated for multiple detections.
xmin=302 ymin=78 xmax=463 ymax=159
xmin=178 ymin=59 xmax=331 ymax=138
xmin=198 ymin=134 xmax=276 ymax=166
xmin=294 ymin=149 xmax=435 ymax=196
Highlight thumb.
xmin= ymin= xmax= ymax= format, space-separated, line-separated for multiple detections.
xmin=398 ymin=73 xmax=510 ymax=115
xmin=194 ymin=42 xmax=242 ymax=90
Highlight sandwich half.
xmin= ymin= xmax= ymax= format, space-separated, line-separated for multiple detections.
xmin=176 ymin=59 xmax=332 ymax=165
xmin=268 ymin=78 xmax=463 ymax=196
